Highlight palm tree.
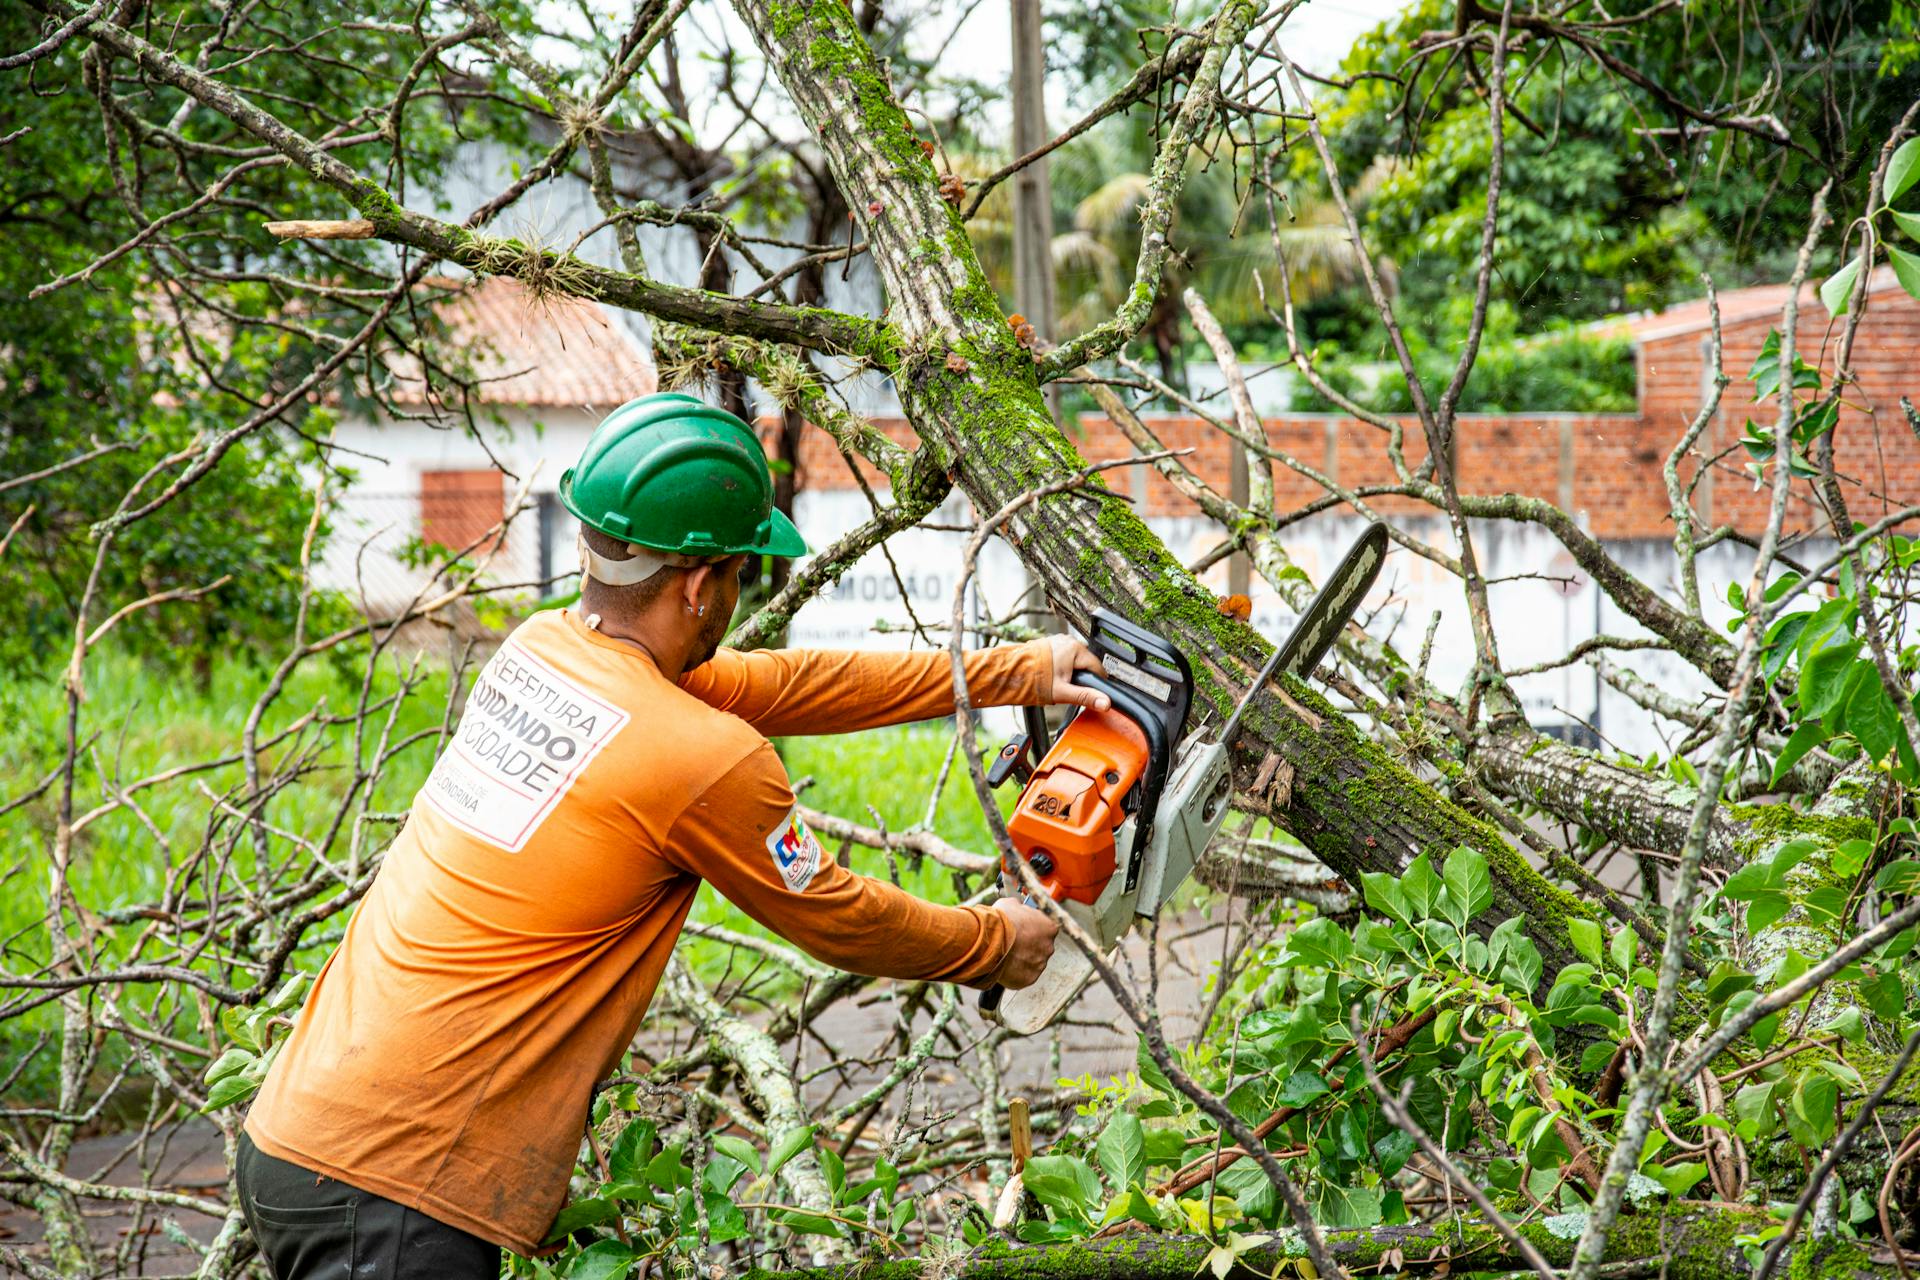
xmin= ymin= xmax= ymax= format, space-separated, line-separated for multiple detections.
xmin=947 ymin=120 xmax=1382 ymax=381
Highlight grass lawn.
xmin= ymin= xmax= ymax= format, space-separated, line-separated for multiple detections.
xmin=0 ymin=645 xmax=1008 ymax=1108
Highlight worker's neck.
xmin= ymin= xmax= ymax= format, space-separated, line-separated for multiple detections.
xmin=580 ymin=593 xmax=689 ymax=681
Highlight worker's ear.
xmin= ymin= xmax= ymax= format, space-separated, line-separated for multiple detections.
xmin=677 ymin=562 xmax=716 ymax=615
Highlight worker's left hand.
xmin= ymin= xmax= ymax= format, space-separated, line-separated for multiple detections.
xmin=1045 ymin=635 xmax=1112 ymax=712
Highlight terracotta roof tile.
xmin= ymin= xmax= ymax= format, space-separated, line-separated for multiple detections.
xmin=1612 ymin=267 xmax=1898 ymax=344
xmin=388 ymin=276 xmax=656 ymax=408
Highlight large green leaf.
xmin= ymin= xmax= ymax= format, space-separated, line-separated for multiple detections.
xmin=1314 ymin=1180 xmax=1383 ymax=1228
xmin=766 ymin=1125 xmax=816 ymax=1178
xmin=564 ymin=1240 xmax=637 ymax=1280
xmin=1285 ymin=916 xmax=1353 ymax=969
xmin=607 ymin=1121 xmax=657 ymax=1185
xmin=1889 ymin=135 xmax=1920 ymax=205
xmin=1798 ymin=642 xmax=1861 ymax=717
xmin=544 ymin=1198 xmax=620 ymax=1243
xmin=1095 ymin=1110 xmax=1145 ymax=1191
xmin=1022 ymin=1155 xmax=1101 ymax=1221
xmin=1770 ymin=720 xmax=1827 ymax=785
xmin=1820 ymin=256 xmax=1863 ymax=316
xmin=1844 ymin=670 xmax=1902 ymax=761
xmin=1892 ymin=246 xmax=1920 ymax=302
xmin=1567 ymin=917 xmax=1604 ymax=966
xmin=711 ymin=1135 xmax=762 ymax=1176
xmin=1442 ymin=846 xmax=1493 ymax=921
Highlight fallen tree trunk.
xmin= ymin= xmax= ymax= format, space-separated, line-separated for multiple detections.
xmin=742 ymin=1207 xmax=1897 ymax=1280
xmin=728 ymin=0 xmax=1598 ymax=976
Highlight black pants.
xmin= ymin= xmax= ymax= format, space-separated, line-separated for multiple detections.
xmin=236 ymin=1132 xmax=501 ymax=1280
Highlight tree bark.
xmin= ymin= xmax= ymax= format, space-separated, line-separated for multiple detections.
xmin=740 ymin=1208 xmax=1895 ymax=1280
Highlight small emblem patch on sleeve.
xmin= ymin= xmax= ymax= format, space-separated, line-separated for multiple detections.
xmin=766 ymin=806 xmax=823 ymax=892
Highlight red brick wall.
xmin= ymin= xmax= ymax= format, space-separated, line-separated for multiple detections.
xmin=420 ymin=468 xmax=504 ymax=552
xmin=758 ymin=284 xmax=1920 ymax=540
xmin=1639 ymin=283 xmax=1920 ymax=536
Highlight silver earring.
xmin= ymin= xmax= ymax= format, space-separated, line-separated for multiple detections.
xmin=698 ymin=604 xmax=707 ymax=617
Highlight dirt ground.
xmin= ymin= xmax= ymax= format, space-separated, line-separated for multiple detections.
xmin=0 ymin=919 xmax=1225 ymax=1274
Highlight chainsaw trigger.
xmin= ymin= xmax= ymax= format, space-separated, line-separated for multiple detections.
xmin=987 ymin=732 xmax=1034 ymax=788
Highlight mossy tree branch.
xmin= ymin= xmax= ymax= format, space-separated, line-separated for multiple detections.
xmin=34 ymin=0 xmax=885 ymax=361
xmin=739 ymin=1207 xmax=1895 ymax=1280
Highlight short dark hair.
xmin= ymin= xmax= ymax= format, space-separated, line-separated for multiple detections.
xmin=580 ymin=526 xmax=684 ymax=612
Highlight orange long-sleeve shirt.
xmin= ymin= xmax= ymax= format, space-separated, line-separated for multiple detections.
xmin=245 ymin=609 xmax=1051 ymax=1254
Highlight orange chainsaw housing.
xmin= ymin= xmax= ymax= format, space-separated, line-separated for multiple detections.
xmin=1007 ymin=708 xmax=1150 ymax=904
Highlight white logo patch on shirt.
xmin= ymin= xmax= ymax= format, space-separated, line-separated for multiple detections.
xmin=766 ymin=806 xmax=823 ymax=892
xmin=420 ymin=641 xmax=629 ymax=852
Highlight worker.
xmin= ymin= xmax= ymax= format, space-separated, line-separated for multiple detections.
xmin=235 ymin=393 xmax=1102 ymax=1280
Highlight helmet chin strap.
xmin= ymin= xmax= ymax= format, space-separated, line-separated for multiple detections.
xmin=576 ymin=531 xmax=708 ymax=587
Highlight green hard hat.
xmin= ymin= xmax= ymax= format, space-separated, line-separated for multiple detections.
xmin=559 ymin=392 xmax=808 ymax=558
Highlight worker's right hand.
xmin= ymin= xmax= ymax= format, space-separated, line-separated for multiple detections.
xmin=990 ymin=898 xmax=1059 ymax=988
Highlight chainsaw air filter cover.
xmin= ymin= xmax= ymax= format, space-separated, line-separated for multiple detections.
xmin=1006 ymin=709 xmax=1147 ymax=903
xmin=1004 ymin=610 xmax=1193 ymax=906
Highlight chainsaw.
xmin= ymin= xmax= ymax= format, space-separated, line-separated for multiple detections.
xmin=981 ymin=521 xmax=1388 ymax=1035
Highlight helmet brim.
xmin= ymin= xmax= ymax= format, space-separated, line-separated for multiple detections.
xmin=754 ymin=507 xmax=810 ymax=558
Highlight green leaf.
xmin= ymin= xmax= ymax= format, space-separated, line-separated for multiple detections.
xmin=607 ymin=1121 xmax=657 ymax=1185
xmin=1136 ymin=1035 xmax=1177 ymax=1098
xmin=1747 ymin=891 xmax=1792 ymax=936
xmin=1315 ymin=1181 xmax=1382 ymax=1228
xmin=1893 ymin=246 xmax=1920 ymax=303
xmin=1821 ymin=256 xmax=1863 ymax=316
xmin=264 ymin=973 xmax=310 ymax=1015
xmin=1401 ymin=852 xmax=1439 ymax=919
xmin=220 ymin=1005 xmax=263 ymax=1054
xmin=1643 ymin=1162 xmax=1709 ymax=1197
xmin=1022 ymin=1155 xmax=1101 ymax=1221
xmin=201 ymin=1074 xmax=259 ymax=1112
xmin=1277 ymin=1069 xmax=1330 ymax=1108
xmin=203 ymin=1047 xmax=255 ymax=1085
xmin=1803 ymin=883 xmax=1851 ymax=929
xmin=1443 ymin=846 xmax=1493 ymax=922
xmin=1100 ymin=1187 xmax=1166 ymax=1230
xmin=1793 ymin=1073 xmax=1840 ymax=1146
xmin=1285 ymin=916 xmax=1352 ymax=969
xmin=1800 ymin=642 xmax=1862 ymax=717
xmin=1361 ymin=872 xmax=1410 ymax=925
xmin=818 ymin=1146 xmax=845 ymax=1197
xmin=1374 ymin=1128 xmax=1416 ymax=1178
xmin=1878 ymin=860 xmax=1920 ymax=895
xmin=545 ymin=1198 xmax=620 ymax=1243
xmin=1095 ymin=1110 xmax=1145 ymax=1191
xmin=1771 ymin=721 xmax=1828 ymax=785
xmin=1733 ymin=1080 xmax=1781 ymax=1138
xmin=1863 ymin=968 xmax=1906 ymax=1020
xmin=766 ymin=1125 xmax=816 ymax=1178
xmin=1821 ymin=1006 xmax=1868 ymax=1044
xmin=1888 ymin=135 xmax=1920 ymax=204
xmin=1568 ymin=917 xmax=1605 ymax=966
xmin=1844 ymin=668 xmax=1902 ymax=761
xmin=702 ymin=1154 xmax=748 ymax=1196
xmin=1608 ymin=925 xmax=1639 ymax=974
xmin=564 ymin=1239 xmax=637 ymax=1280
xmin=1894 ymin=209 xmax=1920 ymax=242
xmin=1142 ymin=1127 xmax=1189 ymax=1167
xmin=703 ymin=1190 xmax=748 ymax=1243
xmin=773 ymin=1208 xmax=844 ymax=1239
xmin=645 ymin=1147 xmax=690 ymax=1191
xmin=711 ymin=1135 xmax=762 ymax=1176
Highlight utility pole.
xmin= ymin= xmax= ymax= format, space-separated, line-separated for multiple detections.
xmin=1010 ymin=0 xmax=1060 ymax=634
xmin=1011 ymin=0 xmax=1057 ymax=418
